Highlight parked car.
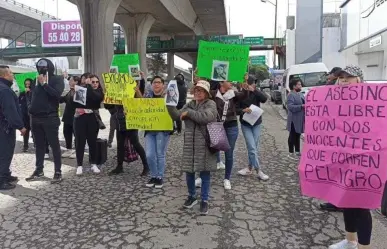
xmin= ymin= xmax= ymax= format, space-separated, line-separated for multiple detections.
xmin=260 ymin=79 xmax=271 ymax=90
xmin=270 ymin=82 xmax=282 ymax=104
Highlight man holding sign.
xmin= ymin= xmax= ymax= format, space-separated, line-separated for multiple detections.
xmin=299 ymin=66 xmax=379 ymax=249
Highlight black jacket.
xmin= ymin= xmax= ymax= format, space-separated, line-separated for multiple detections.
xmin=60 ymin=89 xmax=76 ymax=124
xmin=175 ymin=75 xmax=187 ymax=108
xmin=0 ymin=78 xmax=24 ymax=133
xmin=29 ymin=58 xmax=64 ymax=118
xmin=18 ymin=91 xmax=32 ymax=128
xmin=237 ymin=89 xmax=267 ymax=126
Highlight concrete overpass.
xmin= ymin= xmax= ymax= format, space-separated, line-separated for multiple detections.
xmin=69 ymin=0 xmax=227 ymax=79
xmin=0 ymin=0 xmax=56 ymax=44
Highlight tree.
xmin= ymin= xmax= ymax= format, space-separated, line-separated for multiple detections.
xmin=249 ymin=65 xmax=270 ymax=82
xmin=148 ymin=53 xmax=167 ymax=76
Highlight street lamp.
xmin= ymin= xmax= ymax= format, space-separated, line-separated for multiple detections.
xmin=261 ymin=0 xmax=278 ymax=68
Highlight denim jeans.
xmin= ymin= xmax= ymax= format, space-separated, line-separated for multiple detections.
xmin=187 ymin=171 xmax=211 ymax=201
xmin=241 ymin=123 xmax=262 ymax=169
xmin=224 ymin=125 xmax=239 ymax=180
xmin=145 ymin=132 xmax=170 ymax=178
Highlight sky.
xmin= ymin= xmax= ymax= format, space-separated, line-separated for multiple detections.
xmin=4 ymin=0 xmax=343 ymax=69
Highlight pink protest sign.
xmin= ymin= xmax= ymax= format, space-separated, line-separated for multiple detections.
xmin=41 ymin=20 xmax=82 ymax=47
xmin=299 ymin=83 xmax=387 ymax=209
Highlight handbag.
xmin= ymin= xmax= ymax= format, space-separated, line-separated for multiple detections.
xmin=205 ymin=101 xmax=230 ymax=152
xmin=124 ymin=137 xmax=138 ymax=163
xmin=94 ymin=111 xmax=106 ymax=130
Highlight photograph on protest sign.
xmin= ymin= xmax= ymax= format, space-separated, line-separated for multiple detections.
xmin=128 ymin=65 xmax=141 ymax=80
xmin=109 ymin=66 xmax=119 ymax=74
xmin=211 ymin=60 xmax=229 ymax=81
xmin=73 ymin=85 xmax=87 ymax=105
xmin=197 ymin=40 xmax=249 ymax=82
xmin=298 ymin=83 xmax=387 ymax=209
xmin=165 ymin=80 xmax=179 ymax=107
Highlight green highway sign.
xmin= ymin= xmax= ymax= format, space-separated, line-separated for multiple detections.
xmin=250 ymin=55 xmax=266 ymax=65
xmin=147 ymin=36 xmax=161 ymax=49
xmin=244 ymin=36 xmax=264 ymax=45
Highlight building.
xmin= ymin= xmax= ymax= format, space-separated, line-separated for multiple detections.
xmin=340 ymin=0 xmax=387 ymax=80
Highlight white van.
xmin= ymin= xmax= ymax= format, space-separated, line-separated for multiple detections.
xmin=281 ymin=63 xmax=328 ymax=109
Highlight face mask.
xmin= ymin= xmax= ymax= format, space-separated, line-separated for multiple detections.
xmin=38 ymin=67 xmax=48 ymax=75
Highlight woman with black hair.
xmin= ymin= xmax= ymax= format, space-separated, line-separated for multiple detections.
xmin=106 ymin=74 xmax=149 ymax=176
xmin=19 ymin=78 xmax=33 ymax=152
xmin=60 ymin=76 xmax=79 ymax=158
xmin=286 ymin=78 xmax=305 ymax=160
xmin=71 ymin=74 xmax=104 ymax=175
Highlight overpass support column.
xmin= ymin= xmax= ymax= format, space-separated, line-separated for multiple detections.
xmin=167 ymin=52 xmax=175 ymax=80
xmin=116 ymin=14 xmax=155 ymax=76
xmin=75 ymin=0 xmax=121 ymax=81
xmin=67 ymin=56 xmax=80 ymax=69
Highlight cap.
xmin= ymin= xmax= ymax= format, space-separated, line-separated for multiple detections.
xmin=195 ymin=80 xmax=211 ymax=97
xmin=338 ymin=65 xmax=364 ymax=81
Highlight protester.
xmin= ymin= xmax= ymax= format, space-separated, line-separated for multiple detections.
xmin=26 ymin=58 xmax=64 ymax=183
xmin=167 ymin=80 xmax=217 ymax=215
xmin=71 ymin=75 xmax=104 ymax=175
xmin=144 ymin=76 xmax=170 ymax=189
xmin=326 ymin=67 xmax=341 ymax=85
xmin=237 ymin=76 xmax=269 ymax=180
xmin=174 ymin=73 xmax=187 ymax=135
xmin=328 ymin=65 xmax=371 ymax=249
xmin=0 ymin=65 xmax=26 ymax=190
xmin=19 ymin=78 xmax=33 ymax=152
xmin=105 ymin=74 xmax=148 ymax=176
xmin=286 ymin=78 xmax=304 ymax=160
xmin=60 ymin=76 xmax=79 ymax=158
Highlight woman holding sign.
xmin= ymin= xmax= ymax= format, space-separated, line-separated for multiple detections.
xmin=143 ymin=76 xmax=171 ymax=189
xmin=71 ymin=75 xmax=104 ymax=176
xmin=167 ymin=80 xmax=218 ymax=215
xmin=328 ymin=66 xmax=372 ymax=249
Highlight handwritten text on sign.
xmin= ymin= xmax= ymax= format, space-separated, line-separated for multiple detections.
xmin=298 ymin=83 xmax=387 ymax=209
xmin=102 ymin=73 xmax=136 ymax=105
xmin=123 ymin=98 xmax=173 ymax=131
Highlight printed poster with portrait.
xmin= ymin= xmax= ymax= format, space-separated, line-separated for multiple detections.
xmin=129 ymin=64 xmax=141 ymax=80
xmin=165 ymin=80 xmax=179 ymax=107
xmin=196 ymin=40 xmax=249 ymax=82
xmin=73 ymin=85 xmax=87 ymax=105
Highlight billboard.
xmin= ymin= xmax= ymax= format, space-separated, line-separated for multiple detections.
xmin=295 ymin=0 xmax=323 ymax=64
xmin=41 ymin=20 xmax=82 ymax=47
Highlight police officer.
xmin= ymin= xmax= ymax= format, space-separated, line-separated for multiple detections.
xmin=0 ymin=65 xmax=26 ymax=190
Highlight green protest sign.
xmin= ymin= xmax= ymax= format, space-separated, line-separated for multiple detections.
xmin=196 ymin=41 xmax=249 ymax=82
xmin=14 ymin=72 xmax=37 ymax=93
xmin=110 ymin=54 xmax=140 ymax=74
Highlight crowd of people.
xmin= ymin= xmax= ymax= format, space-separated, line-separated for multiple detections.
xmin=0 ymin=59 xmax=375 ymax=247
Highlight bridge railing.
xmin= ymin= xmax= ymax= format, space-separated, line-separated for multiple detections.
xmin=1 ymin=0 xmax=57 ymax=20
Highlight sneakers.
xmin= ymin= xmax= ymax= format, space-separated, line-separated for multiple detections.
xmin=257 ymin=170 xmax=269 ymax=181
xmin=0 ymin=181 xmax=16 ymax=191
xmin=44 ymin=154 xmax=50 ymax=159
xmin=328 ymin=240 xmax=358 ymax=249
xmin=238 ymin=168 xmax=253 ymax=176
xmin=155 ymin=178 xmax=163 ymax=189
xmin=200 ymin=201 xmax=209 ymax=215
xmin=224 ymin=179 xmax=232 ymax=190
xmin=22 ymin=147 xmax=28 ymax=153
xmin=288 ymin=153 xmax=297 ymax=160
xmin=217 ymin=161 xmax=225 ymax=170
xmin=90 ymin=164 xmax=101 ymax=174
xmin=295 ymin=152 xmax=302 ymax=157
xmin=183 ymin=196 xmax=198 ymax=209
xmin=76 ymin=166 xmax=83 ymax=176
xmin=146 ymin=178 xmax=157 ymax=187
xmin=51 ymin=172 xmax=62 ymax=184
xmin=109 ymin=167 xmax=124 ymax=176
xmin=62 ymin=149 xmax=74 ymax=158
xmin=195 ymin=178 xmax=202 ymax=188
xmin=25 ymin=170 xmax=44 ymax=181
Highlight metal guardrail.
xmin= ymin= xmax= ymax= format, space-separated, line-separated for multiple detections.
xmin=1 ymin=0 xmax=57 ymax=20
